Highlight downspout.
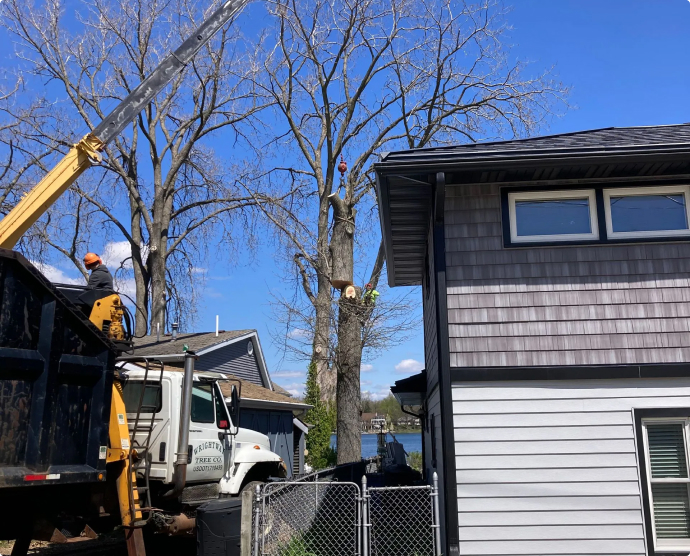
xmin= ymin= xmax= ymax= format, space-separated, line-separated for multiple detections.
xmin=161 ymin=350 xmax=196 ymax=499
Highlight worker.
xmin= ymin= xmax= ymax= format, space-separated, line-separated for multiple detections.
xmin=84 ymin=252 xmax=114 ymax=290
xmin=363 ymin=282 xmax=380 ymax=305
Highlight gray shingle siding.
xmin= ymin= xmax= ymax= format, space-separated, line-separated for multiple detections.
xmin=445 ymin=183 xmax=690 ymax=367
xmin=196 ymin=340 xmax=264 ymax=385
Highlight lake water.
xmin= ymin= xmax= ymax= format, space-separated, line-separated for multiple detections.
xmin=330 ymin=432 xmax=422 ymax=458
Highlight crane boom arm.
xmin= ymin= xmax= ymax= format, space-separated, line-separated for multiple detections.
xmin=0 ymin=0 xmax=249 ymax=249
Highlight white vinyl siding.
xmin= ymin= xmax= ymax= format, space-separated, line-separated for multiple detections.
xmin=452 ymin=377 xmax=690 ymax=556
xmin=642 ymin=419 xmax=690 ymax=551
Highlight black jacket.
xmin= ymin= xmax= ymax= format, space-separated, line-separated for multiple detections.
xmin=87 ymin=264 xmax=114 ymax=290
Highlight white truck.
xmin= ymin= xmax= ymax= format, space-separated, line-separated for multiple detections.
xmin=119 ymin=353 xmax=286 ymax=534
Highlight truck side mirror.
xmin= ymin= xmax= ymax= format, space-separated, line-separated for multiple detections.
xmin=229 ymin=385 xmax=240 ymax=426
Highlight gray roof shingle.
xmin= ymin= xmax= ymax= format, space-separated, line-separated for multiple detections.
xmin=377 ymin=123 xmax=690 ymax=169
xmin=132 ymin=330 xmax=253 ymax=357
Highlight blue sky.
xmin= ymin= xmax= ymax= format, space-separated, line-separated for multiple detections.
xmin=212 ymin=0 xmax=690 ymax=397
xmin=4 ymin=0 xmax=690 ymax=398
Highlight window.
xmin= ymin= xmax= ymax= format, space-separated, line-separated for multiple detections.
xmin=642 ymin=419 xmax=690 ymax=551
xmin=122 ymin=380 xmax=162 ymax=413
xmin=604 ymin=185 xmax=690 ymax=239
xmin=191 ymin=382 xmax=215 ymax=423
xmin=507 ymin=189 xmax=598 ymax=243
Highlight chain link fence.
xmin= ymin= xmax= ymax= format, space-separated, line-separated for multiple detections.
xmin=251 ymin=473 xmax=440 ymax=556
xmin=255 ymin=482 xmax=361 ymax=556
xmin=364 ymin=480 xmax=440 ymax=556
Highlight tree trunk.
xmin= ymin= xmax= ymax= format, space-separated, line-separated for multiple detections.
xmin=330 ymin=193 xmax=361 ymax=464
xmin=336 ymin=293 xmax=362 ymax=464
xmin=314 ymin=191 xmax=335 ymax=401
xmin=149 ymin=234 xmax=166 ymax=332
xmin=313 ymin=276 xmax=335 ymax=400
xmin=129 ymin=191 xmax=149 ymax=336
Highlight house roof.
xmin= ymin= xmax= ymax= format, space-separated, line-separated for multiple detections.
xmin=217 ymin=375 xmax=311 ymax=412
xmin=377 ymin=124 xmax=690 ymax=169
xmin=123 ymin=360 xmax=310 ymax=413
xmin=129 ymin=329 xmax=273 ymax=390
xmin=132 ymin=330 xmax=253 ymax=356
xmin=375 ymin=123 xmax=690 ymax=287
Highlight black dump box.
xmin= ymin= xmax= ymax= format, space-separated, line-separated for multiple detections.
xmin=0 ymin=249 xmax=116 ymax=488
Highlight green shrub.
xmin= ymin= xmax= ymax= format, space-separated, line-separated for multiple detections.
xmin=304 ymin=361 xmax=337 ymax=469
xmin=277 ymin=535 xmax=317 ymax=556
xmin=407 ymin=451 xmax=422 ymax=472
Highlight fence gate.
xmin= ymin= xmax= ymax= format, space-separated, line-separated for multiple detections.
xmin=363 ymin=478 xmax=440 ymax=556
xmin=252 ymin=474 xmax=440 ymax=556
xmin=255 ymin=481 xmax=361 ymax=556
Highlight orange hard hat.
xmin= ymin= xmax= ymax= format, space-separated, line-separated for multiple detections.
xmin=84 ymin=252 xmax=101 ymax=266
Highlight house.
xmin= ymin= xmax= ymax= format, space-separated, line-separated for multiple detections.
xmin=377 ymin=124 xmax=690 ymax=556
xmin=361 ymin=412 xmax=388 ymax=432
xmin=131 ymin=330 xmax=311 ymax=476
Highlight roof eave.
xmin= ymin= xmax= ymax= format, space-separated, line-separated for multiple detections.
xmin=375 ymin=173 xmax=398 ymax=288
xmin=231 ymin=397 xmax=312 ymax=412
xmin=374 ymin=145 xmax=690 ymax=176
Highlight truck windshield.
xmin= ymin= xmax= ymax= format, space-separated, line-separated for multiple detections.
xmin=122 ymin=380 xmax=162 ymax=413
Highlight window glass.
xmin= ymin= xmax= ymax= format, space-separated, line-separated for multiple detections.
xmin=122 ymin=380 xmax=162 ymax=413
xmin=651 ymin=484 xmax=690 ymax=539
xmin=514 ymin=198 xmax=592 ymax=237
xmin=645 ymin=422 xmax=690 ymax=546
xmin=191 ymin=382 xmax=215 ymax=423
xmin=215 ymin=384 xmax=229 ymax=428
xmin=610 ymin=194 xmax=688 ymax=233
xmin=648 ymin=423 xmax=688 ymax=478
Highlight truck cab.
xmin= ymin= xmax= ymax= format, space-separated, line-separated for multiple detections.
xmin=120 ymin=366 xmax=286 ymax=507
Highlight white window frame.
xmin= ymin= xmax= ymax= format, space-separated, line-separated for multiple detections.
xmin=604 ymin=185 xmax=690 ymax=240
xmin=642 ymin=417 xmax=690 ymax=552
xmin=508 ymin=189 xmax=599 ymax=243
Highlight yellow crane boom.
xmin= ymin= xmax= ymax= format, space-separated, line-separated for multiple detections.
xmin=0 ymin=0 xmax=249 ymax=250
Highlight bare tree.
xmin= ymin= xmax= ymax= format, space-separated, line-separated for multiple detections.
xmin=0 ymin=0 xmax=278 ymax=333
xmin=252 ymin=0 xmax=568 ymax=463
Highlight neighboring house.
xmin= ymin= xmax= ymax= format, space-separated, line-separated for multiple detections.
xmin=361 ymin=412 xmax=387 ymax=431
xmin=396 ymin=416 xmax=420 ymax=427
xmin=132 ymin=330 xmax=310 ymax=476
xmin=134 ymin=330 xmax=271 ymax=386
xmin=377 ymin=124 xmax=690 ymax=556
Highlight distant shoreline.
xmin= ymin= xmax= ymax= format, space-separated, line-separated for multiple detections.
xmin=360 ymin=429 xmax=422 ymax=435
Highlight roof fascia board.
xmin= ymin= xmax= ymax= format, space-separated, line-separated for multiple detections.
xmin=293 ymin=418 xmax=309 ymax=434
xmin=197 ymin=331 xmax=274 ymax=391
xmin=374 ymin=147 xmax=690 ymax=176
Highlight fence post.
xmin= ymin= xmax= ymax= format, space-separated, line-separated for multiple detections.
xmin=361 ymin=475 xmax=369 ymax=556
xmin=431 ymin=472 xmax=441 ymax=556
xmin=253 ymin=484 xmax=261 ymax=556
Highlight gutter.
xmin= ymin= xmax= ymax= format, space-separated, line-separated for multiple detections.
xmin=374 ymin=145 xmax=690 ymax=176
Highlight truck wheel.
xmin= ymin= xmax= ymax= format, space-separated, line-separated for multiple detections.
xmin=241 ymin=480 xmax=264 ymax=495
